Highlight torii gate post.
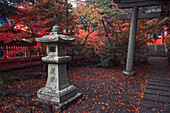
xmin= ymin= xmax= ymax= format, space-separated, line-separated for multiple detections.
xmin=123 ymin=6 xmax=138 ymax=76
xmin=114 ymin=0 xmax=170 ymax=76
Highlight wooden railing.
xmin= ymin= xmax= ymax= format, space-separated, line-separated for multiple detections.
xmin=0 ymin=44 xmax=44 ymax=71
xmin=0 ymin=45 xmax=41 ymax=60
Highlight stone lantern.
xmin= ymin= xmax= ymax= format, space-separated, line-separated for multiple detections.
xmin=36 ymin=25 xmax=82 ymax=110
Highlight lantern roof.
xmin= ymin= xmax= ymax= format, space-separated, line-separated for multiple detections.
xmin=36 ymin=25 xmax=75 ymax=43
xmin=36 ymin=33 xmax=75 ymax=43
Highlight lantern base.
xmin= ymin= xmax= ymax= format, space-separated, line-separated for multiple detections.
xmin=53 ymin=92 xmax=83 ymax=112
xmin=37 ymin=85 xmax=77 ymax=103
xmin=122 ymin=70 xmax=136 ymax=76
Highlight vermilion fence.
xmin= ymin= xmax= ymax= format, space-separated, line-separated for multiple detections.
xmin=0 ymin=45 xmax=40 ymax=59
xmin=0 ymin=44 xmax=43 ymax=71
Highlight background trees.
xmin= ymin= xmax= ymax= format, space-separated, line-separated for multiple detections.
xmin=72 ymin=0 xmax=157 ymax=66
xmin=0 ymin=0 xmax=77 ymax=58
xmin=0 ymin=0 xmax=168 ymax=66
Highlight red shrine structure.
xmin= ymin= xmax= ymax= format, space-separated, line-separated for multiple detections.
xmin=147 ymin=26 xmax=169 ymax=45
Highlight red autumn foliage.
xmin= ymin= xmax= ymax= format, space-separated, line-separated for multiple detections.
xmin=0 ymin=0 xmax=77 ymax=58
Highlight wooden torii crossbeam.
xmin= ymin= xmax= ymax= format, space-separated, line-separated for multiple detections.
xmin=114 ymin=0 xmax=170 ymax=76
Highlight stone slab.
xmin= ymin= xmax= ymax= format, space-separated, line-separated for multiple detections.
xmin=53 ymin=92 xmax=83 ymax=112
xmin=148 ymin=79 xmax=170 ymax=84
xmin=146 ymin=85 xmax=170 ymax=92
xmin=149 ymin=77 xmax=170 ymax=81
xmin=42 ymin=56 xmax=71 ymax=64
xmin=37 ymin=85 xmax=77 ymax=103
xmin=141 ymin=100 xmax=164 ymax=110
xmin=145 ymin=89 xmax=170 ymax=97
xmin=147 ymin=45 xmax=167 ymax=57
xmin=142 ymin=93 xmax=170 ymax=103
xmin=147 ymin=81 xmax=170 ymax=87
xmin=35 ymin=92 xmax=82 ymax=112
xmin=139 ymin=107 xmax=165 ymax=113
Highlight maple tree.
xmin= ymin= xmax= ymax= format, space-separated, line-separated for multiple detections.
xmin=73 ymin=3 xmax=105 ymax=30
xmin=0 ymin=0 xmax=77 ymax=58
xmin=88 ymin=0 xmax=126 ymax=20
xmin=73 ymin=1 xmax=170 ymax=67
xmin=71 ymin=1 xmax=135 ymax=64
xmin=73 ymin=3 xmax=153 ymax=65
xmin=71 ymin=25 xmax=104 ymax=60
xmin=72 ymin=2 xmax=124 ymax=61
xmin=71 ymin=3 xmax=104 ymax=61
xmin=73 ymin=1 xmax=169 ymax=66
xmin=98 ymin=17 xmax=158 ymax=65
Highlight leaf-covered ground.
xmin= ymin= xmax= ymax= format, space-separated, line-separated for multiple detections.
xmin=0 ymin=64 xmax=152 ymax=112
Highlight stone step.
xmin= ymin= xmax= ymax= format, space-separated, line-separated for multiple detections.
xmin=147 ymin=81 xmax=170 ymax=87
xmin=145 ymin=89 xmax=170 ymax=97
xmin=142 ymin=93 xmax=170 ymax=103
xmin=140 ymin=100 xmax=170 ymax=112
xmin=149 ymin=77 xmax=170 ymax=81
xmin=148 ymin=79 xmax=170 ymax=84
xmin=147 ymin=45 xmax=167 ymax=57
xmin=149 ymin=77 xmax=170 ymax=80
xmin=139 ymin=107 xmax=167 ymax=113
xmin=146 ymin=84 xmax=170 ymax=92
